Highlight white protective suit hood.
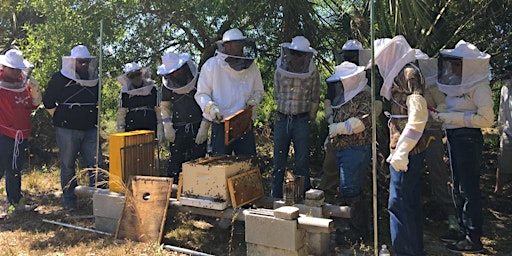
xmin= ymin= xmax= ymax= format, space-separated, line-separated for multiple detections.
xmin=276 ymin=36 xmax=317 ymax=79
xmin=437 ymin=40 xmax=490 ymax=97
xmin=415 ymin=49 xmax=438 ymax=88
xmin=326 ymin=61 xmax=368 ymax=108
xmin=372 ymin=35 xmax=416 ymax=100
xmin=60 ymin=45 xmax=99 ymax=87
xmin=0 ymin=49 xmax=33 ymax=92
xmin=337 ymin=39 xmax=371 ymax=66
xmin=157 ymin=52 xmax=198 ymax=94
xmin=117 ymin=65 xmax=155 ymax=97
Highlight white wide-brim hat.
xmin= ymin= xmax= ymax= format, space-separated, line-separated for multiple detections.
xmin=326 ymin=61 xmax=365 ymax=82
xmin=157 ymin=52 xmax=190 ymax=75
xmin=0 ymin=49 xmax=33 ymax=69
xmin=342 ymin=39 xmax=364 ymax=51
xmin=281 ymin=36 xmax=317 ymax=54
xmin=68 ymin=45 xmax=95 ymax=58
xmin=123 ymin=62 xmax=141 ymax=74
xmin=440 ymin=40 xmax=490 ymax=59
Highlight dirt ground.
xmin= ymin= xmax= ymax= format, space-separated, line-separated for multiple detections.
xmin=1 ymin=132 xmax=512 ymax=255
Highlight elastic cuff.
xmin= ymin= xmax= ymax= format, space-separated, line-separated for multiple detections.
xmin=162 ymin=117 xmax=172 ymax=124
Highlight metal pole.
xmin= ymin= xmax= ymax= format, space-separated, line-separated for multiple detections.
xmin=95 ymin=20 xmax=104 ymax=186
xmin=42 ymin=219 xmax=112 ymax=236
xmin=163 ymin=245 xmax=214 ymax=256
xmin=370 ymin=0 xmax=378 ymax=255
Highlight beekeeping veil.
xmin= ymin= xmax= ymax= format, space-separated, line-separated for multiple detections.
xmin=117 ymin=62 xmax=155 ymax=96
xmin=437 ymin=40 xmax=490 ymax=96
xmin=415 ymin=49 xmax=437 ymax=88
xmin=334 ymin=39 xmax=371 ymax=66
xmin=277 ymin=36 xmax=317 ymax=78
xmin=157 ymin=52 xmax=197 ymax=94
xmin=60 ymin=45 xmax=99 ymax=87
xmin=371 ymin=35 xmax=416 ymax=100
xmin=215 ymin=28 xmax=257 ymax=71
xmin=325 ymin=61 xmax=368 ymax=108
xmin=0 ymin=49 xmax=33 ymax=91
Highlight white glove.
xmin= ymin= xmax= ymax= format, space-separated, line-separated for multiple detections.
xmin=195 ymin=120 xmax=211 ymax=144
xmin=116 ymin=107 xmax=128 ymax=132
xmin=324 ymin=99 xmax=333 ymax=124
xmin=205 ymin=101 xmax=223 ymax=123
xmin=246 ymin=98 xmax=258 ymax=118
xmin=309 ymin=102 xmax=319 ymax=121
xmin=163 ymin=122 xmax=176 ymax=143
xmin=386 ymin=139 xmax=412 ymax=171
xmin=328 ymin=117 xmax=365 ymax=137
xmin=438 ymin=112 xmax=464 ymax=125
xmin=29 ymin=78 xmax=42 ymax=106
xmin=157 ymin=123 xmax=164 ymax=142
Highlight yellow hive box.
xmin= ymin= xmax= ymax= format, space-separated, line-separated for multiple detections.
xmin=109 ymin=130 xmax=156 ymax=193
xmin=181 ymin=155 xmax=255 ymax=209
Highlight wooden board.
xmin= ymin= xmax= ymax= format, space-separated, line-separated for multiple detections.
xmin=227 ymin=168 xmax=264 ymax=208
xmin=177 ymin=172 xmax=183 ymax=201
xmin=224 ymin=106 xmax=253 ymax=146
xmin=115 ymin=176 xmax=172 ymax=243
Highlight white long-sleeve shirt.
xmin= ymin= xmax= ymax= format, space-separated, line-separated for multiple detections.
xmin=195 ymin=55 xmax=264 ymax=121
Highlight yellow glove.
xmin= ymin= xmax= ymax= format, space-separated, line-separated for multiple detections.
xmin=116 ymin=107 xmax=128 ymax=132
xmin=195 ymin=120 xmax=211 ymax=144
xmin=29 ymin=78 xmax=42 ymax=106
xmin=324 ymin=99 xmax=333 ymax=124
xmin=205 ymin=101 xmax=223 ymax=123
xmin=163 ymin=122 xmax=176 ymax=143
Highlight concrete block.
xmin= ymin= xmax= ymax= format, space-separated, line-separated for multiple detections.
xmin=295 ymin=204 xmax=324 ymax=218
xmin=93 ymin=191 xmax=125 ymax=233
xmin=245 ymin=210 xmax=305 ymax=251
xmin=306 ymin=233 xmax=330 ymax=255
xmin=304 ymin=198 xmax=325 ymax=207
xmin=274 ymin=206 xmax=300 ymax=220
xmin=305 ymin=189 xmax=324 ymax=200
xmin=247 ymin=243 xmax=307 ymax=256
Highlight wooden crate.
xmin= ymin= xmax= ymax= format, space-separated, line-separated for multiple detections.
xmin=180 ymin=155 xmax=255 ymax=210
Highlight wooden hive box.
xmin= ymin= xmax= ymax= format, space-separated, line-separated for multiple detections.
xmin=109 ymin=130 xmax=156 ymax=193
xmin=180 ymin=155 xmax=255 ymax=210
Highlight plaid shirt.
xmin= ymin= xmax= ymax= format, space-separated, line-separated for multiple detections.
xmin=273 ymin=69 xmax=321 ymax=115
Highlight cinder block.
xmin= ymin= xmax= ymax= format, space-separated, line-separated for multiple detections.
xmin=273 ymin=200 xmax=286 ymax=209
xmin=305 ymin=189 xmax=324 ymax=200
xmin=245 ymin=210 xmax=305 ymax=251
xmin=304 ymin=198 xmax=325 ymax=207
xmin=93 ymin=192 xmax=125 ymax=233
xmin=247 ymin=243 xmax=307 ymax=256
xmin=306 ymin=233 xmax=330 ymax=255
xmin=294 ymin=204 xmax=324 ymax=218
xmin=274 ymin=206 xmax=300 ymax=220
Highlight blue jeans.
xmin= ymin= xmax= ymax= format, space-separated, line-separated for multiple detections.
xmin=389 ymin=151 xmax=426 ymax=256
xmin=336 ymin=144 xmax=371 ymax=198
xmin=210 ymin=122 xmax=256 ymax=156
xmin=271 ymin=113 xmax=311 ymax=198
xmin=0 ymin=134 xmax=28 ymax=205
xmin=446 ymin=128 xmax=483 ymax=241
xmin=167 ymin=122 xmax=207 ymax=182
xmin=55 ymin=127 xmax=105 ymax=208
